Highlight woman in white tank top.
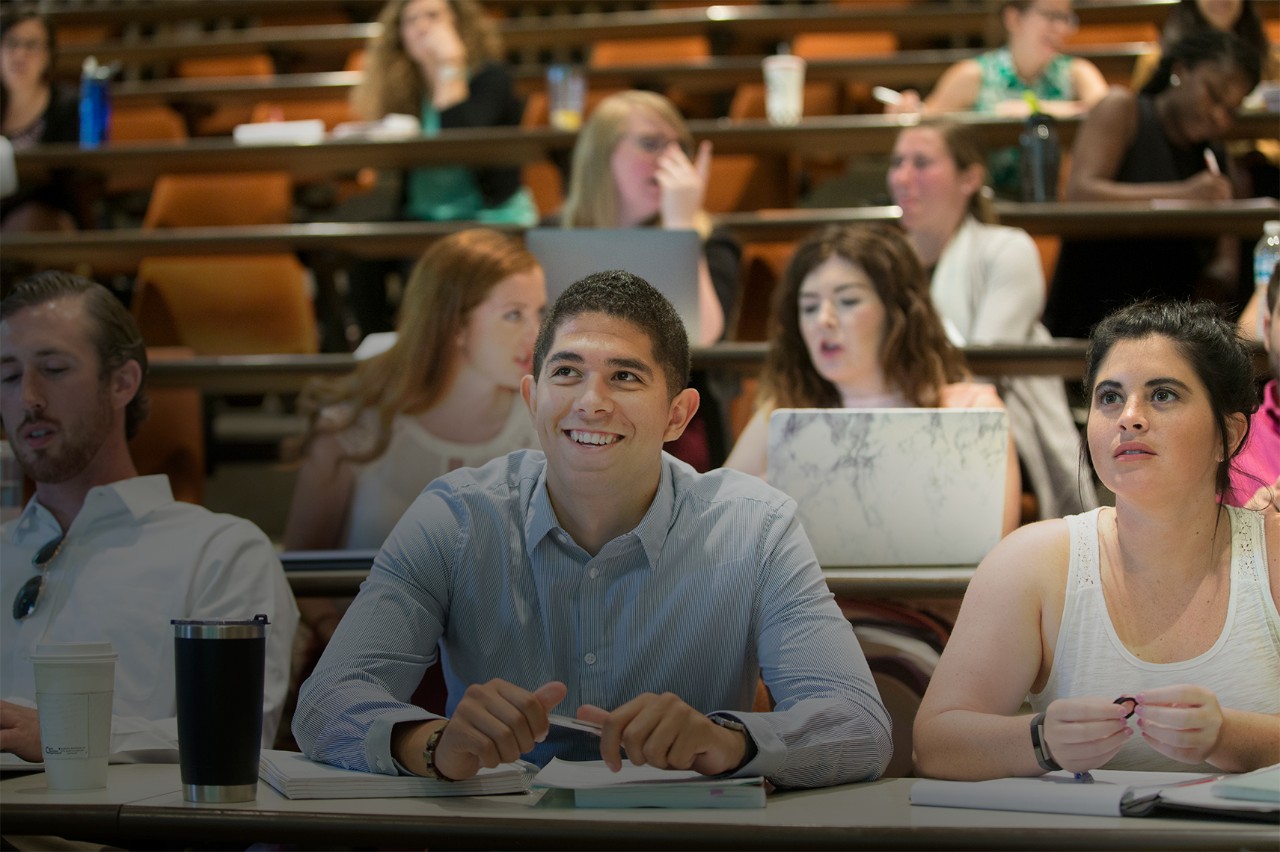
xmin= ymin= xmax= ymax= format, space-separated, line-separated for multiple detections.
xmin=914 ymin=300 xmax=1280 ymax=780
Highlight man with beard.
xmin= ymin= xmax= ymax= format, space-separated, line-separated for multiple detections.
xmin=0 ymin=271 xmax=298 ymax=762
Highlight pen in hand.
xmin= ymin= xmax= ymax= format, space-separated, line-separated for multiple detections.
xmin=872 ymin=86 xmax=903 ymax=106
xmin=547 ymin=714 xmax=603 ymax=737
xmin=1203 ymin=148 xmax=1221 ymax=177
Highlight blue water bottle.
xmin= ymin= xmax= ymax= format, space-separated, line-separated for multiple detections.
xmin=79 ymin=56 xmax=111 ymax=147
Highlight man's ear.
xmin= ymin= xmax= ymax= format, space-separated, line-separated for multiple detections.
xmin=662 ymin=387 xmax=700 ymax=443
xmin=111 ymin=360 xmax=142 ymax=412
xmin=521 ymin=373 xmax=537 ymax=419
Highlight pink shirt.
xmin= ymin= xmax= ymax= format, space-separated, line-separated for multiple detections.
xmin=1228 ymin=379 xmax=1280 ymax=507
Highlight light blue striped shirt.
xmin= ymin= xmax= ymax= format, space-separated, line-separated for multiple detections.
xmin=294 ymin=450 xmax=892 ymax=788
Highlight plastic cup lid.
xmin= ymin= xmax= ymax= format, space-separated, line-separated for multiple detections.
xmin=31 ymin=642 xmax=116 ymax=660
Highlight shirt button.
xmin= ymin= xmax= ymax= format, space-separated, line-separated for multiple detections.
xmin=584 ymin=652 xmax=597 ymax=665
xmin=588 ymin=567 xmax=599 ymax=579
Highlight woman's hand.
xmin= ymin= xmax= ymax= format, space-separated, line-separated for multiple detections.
xmin=1134 ymin=685 xmax=1224 ymax=766
xmin=1043 ymin=696 xmax=1133 ymax=773
xmin=1180 ymin=170 xmax=1233 ymax=202
xmin=657 ymin=139 xmax=712 ymax=230
xmin=883 ymin=89 xmax=922 ymax=115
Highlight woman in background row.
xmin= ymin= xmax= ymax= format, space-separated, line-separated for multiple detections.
xmin=284 ymin=229 xmax=544 ymax=640
xmin=915 ymin=300 xmax=1279 ymax=779
xmin=886 ymin=0 xmax=1108 ymax=198
xmin=559 ymin=90 xmax=741 ymax=469
xmin=725 ymin=223 xmax=1022 ymax=537
xmin=0 ymin=13 xmax=77 ymax=233
xmin=1045 ymin=30 xmax=1262 ymax=339
xmin=346 ymin=0 xmax=535 ymax=336
xmin=1136 ymin=0 xmax=1273 ymax=87
xmin=888 ymin=118 xmax=1095 ymax=518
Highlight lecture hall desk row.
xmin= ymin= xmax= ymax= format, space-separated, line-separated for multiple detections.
xmin=5 ymin=201 xmax=1277 ymax=269
xmin=106 ymin=44 xmax=1153 ymax=116
xmin=38 ymin=0 xmax=1211 ymax=75
xmin=14 ymin=110 xmax=1279 ymax=184
xmin=2 ymin=760 xmax=1275 ymax=851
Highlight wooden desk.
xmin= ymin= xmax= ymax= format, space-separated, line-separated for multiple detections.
xmin=2 ymin=763 xmax=1274 ymax=851
xmin=14 ymin=110 xmax=1278 ymax=183
xmin=141 ymin=341 xmax=1094 ymax=397
xmin=47 ymin=1 xmax=1184 ymax=74
xmin=4 ymin=201 xmax=1275 ymax=270
xmin=108 ymin=45 xmax=1151 ymax=112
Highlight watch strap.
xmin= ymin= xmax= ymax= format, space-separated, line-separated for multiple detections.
xmin=422 ymin=722 xmax=455 ymax=781
xmin=1030 ymin=711 xmax=1061 ymax=772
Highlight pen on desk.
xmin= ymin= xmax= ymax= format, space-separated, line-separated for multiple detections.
xmin=548 ymin=714 xmax=603 ymax=737
xmin=872 ymin=86 xmax=903 ymax=106
xmin=1203 ymin=148 xmax=1221 ymax=176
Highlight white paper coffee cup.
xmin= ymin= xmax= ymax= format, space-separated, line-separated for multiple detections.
xmin=762 ymin=54 xmax=806 ymax=126
xmin=31 ymin=642 xmax=116 ymax=791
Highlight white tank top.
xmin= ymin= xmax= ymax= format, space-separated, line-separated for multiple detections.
xmin=1029 ymin=506 xmax=1280 ymax=772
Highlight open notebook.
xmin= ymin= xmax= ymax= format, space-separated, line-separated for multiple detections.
xmin=767 ymin=408 xmax=1008 ymax=567
xmin=525 ymin=227 xmax=702 ymax=337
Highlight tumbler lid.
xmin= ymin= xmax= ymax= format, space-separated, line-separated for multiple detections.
xmin=172 ymin=614 xmax=268 ymax=639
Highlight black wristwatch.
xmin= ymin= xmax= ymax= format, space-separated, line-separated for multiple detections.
xmin=1030 ymin=712 xmax=1061 ymax=772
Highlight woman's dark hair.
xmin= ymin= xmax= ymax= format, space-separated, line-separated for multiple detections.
xmin=1163 ymin=0 xmax=1270 ymax=61
xmin=0 ymin=13 xmax=58 ymax=125
xmin=1083 ymin=300 xmax=1258 ymax=497
xmin=760 ymin=223 xmax=967 ymax=410
xmin=1142 ymin=28 xmax=1262 ymax=96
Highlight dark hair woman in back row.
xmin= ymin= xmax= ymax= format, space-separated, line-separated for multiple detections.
xmin=1044 ymin=30 xmax=1263 ymax=340
xmin=0 ymin=13 xmax=78 ymax=232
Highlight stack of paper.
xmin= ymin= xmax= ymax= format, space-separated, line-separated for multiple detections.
xmin=911 ymin=769 xmax=1280 ymax=821
xmin=258 ymin=749 xmax=537 ymax=799
xmin=534 ymin=759 xmax=766 ymax=809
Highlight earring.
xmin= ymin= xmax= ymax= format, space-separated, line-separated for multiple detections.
xmin=1170 ymin=73 xmax=1181 ymax=87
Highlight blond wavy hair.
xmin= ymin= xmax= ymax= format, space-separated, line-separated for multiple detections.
xmin=560 ymin=90 xmax=710 ymax=238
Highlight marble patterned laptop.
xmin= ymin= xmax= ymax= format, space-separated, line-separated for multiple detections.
xmin=767 ymin=408 xmax=1008 ymax=567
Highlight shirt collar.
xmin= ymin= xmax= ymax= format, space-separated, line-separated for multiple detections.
xmin=523 ymin=455 xmax=677 ymax=570
xmin=8 ymin=475 xmax=173 ymax=545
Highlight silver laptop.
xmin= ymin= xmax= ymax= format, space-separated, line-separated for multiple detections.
xmin=767 ymin=408 xmax=1009 ymax=567
xmin=525 ymin=228 xmax=701 ymax=336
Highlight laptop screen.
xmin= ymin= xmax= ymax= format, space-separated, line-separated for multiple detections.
xmin=525 ymin=228 xmax=701 ymax=336
xmin=767 ymin=408 xmax=1008 ymax=567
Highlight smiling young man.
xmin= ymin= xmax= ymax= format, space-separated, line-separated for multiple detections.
xmin=0 ymin=272 xmax=298 ymax=763
xmin=295 ymin=270 xmax=891 ymax=788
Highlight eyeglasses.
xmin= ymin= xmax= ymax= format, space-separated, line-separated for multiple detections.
xmin=1028 ymin=7 xmax=1079 ymax=29
xmin=1 ymin=37 xmax=49 ymax=54
xmin=624 ymin=133 xmax=691 ymax=157
xmin=12 ymin=535 xmax=63 ymax=621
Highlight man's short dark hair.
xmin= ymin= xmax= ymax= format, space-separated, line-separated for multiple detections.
xmin=1 ymin=271 xmax=150 ymax=439
xmin=532 ymin=269 xmax=690 ymax=398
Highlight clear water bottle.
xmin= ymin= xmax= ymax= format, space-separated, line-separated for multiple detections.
xmin=1256 ymin=221 xmax=1280 ymax=292
xmin=1019 ymin=109 xmax=1061 ymax=203
xmin=79 ymin=56 xmax=111 ymax=148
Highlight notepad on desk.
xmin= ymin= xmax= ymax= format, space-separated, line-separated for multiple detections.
xmin=258 ymin=749 xmax=537 ymax=799
xmin=911 ymin=768 xmax=1279 ymax=822
xmin=533 ymin=758 xmax=766 ymax=809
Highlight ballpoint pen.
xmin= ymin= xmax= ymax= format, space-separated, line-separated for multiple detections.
xmin=548 ymin=714 xmax=603 ymax=736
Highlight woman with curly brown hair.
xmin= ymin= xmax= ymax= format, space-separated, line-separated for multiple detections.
xmin=346 ymin=0 xmax=535 ymax=335
xmin=725 ymin=223 xmax=1021 ymax=535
